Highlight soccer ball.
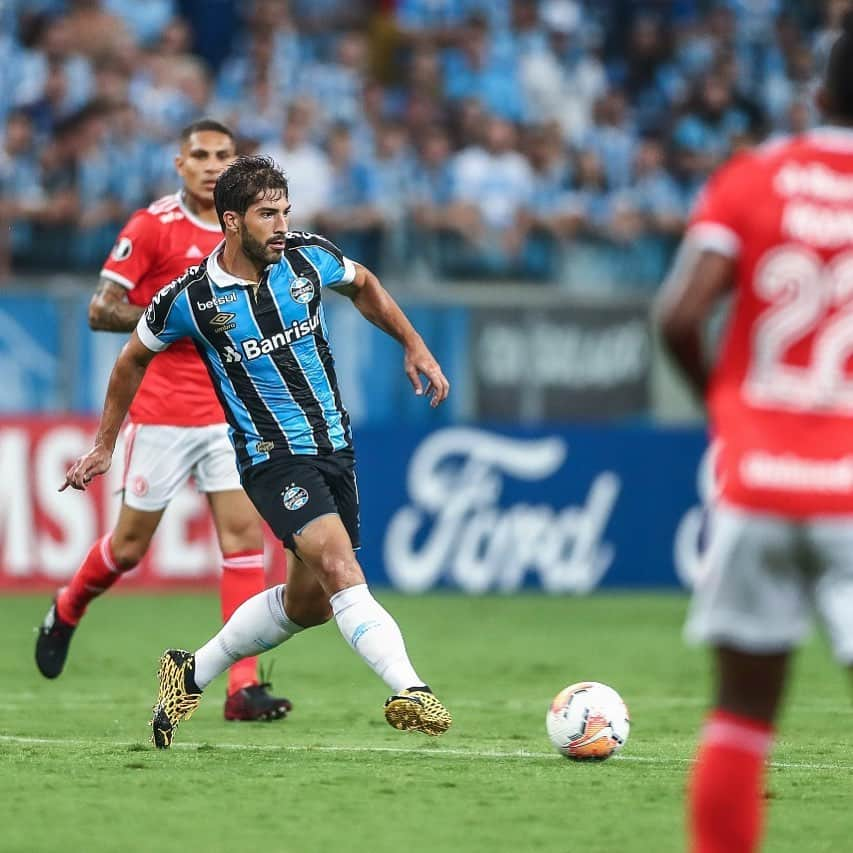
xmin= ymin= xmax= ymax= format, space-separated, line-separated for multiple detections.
xmin=546 ymin=681 xmax=630 ymax=761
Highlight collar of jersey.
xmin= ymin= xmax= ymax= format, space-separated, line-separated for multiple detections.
xmin=207 ymin=240 xmax=272 ymax=289
xmin=806 ymin=126 xmax=853 ymax=151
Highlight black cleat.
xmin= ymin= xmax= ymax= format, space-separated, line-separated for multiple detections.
xmin=224 ymin=683 xmax=292 ymax=721
xmin=35 ymin=600 xmax=76 ymax=679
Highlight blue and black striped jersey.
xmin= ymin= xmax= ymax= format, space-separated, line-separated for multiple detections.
xmin=136 ymin=231 xmax=357 ymax=472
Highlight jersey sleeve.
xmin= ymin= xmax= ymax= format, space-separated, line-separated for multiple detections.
xmin=135 ymin=280 xmax=192 ymax=352
xmin=100 ymin=210 xmax=161 ymax=291
xmin=294 ymin=234 xmax=357 ymax=288
xmin=687 ymin=154 xmax=752 ymax=259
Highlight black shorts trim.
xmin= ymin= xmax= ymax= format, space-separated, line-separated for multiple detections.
xmin=241 ymin=449 xmax=360 ymax=552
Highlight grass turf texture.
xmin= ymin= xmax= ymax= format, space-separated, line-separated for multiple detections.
xmin=1 ymin=593 xmax=850 ymax=853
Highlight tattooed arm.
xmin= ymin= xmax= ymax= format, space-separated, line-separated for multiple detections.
xmin=88 ymin=278 xmax=144 ymax=332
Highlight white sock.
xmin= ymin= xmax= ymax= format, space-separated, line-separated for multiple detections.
xmin=330 ymin=583 xmax=424 ymax=693
xmin=193 ymin=585 xmax=305 ymax=690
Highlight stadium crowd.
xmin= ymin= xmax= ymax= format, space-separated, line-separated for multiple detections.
xmin=0 ymin=0 xmax=844 ymax=290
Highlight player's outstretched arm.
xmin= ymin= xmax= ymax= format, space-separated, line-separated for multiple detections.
xmin=88 ymin=277 xmax=144 ymax=332
xmin=61 ymin=332 xmax=157 ymax=491
xmin=336 ymin=262 xmax=450 ymax=407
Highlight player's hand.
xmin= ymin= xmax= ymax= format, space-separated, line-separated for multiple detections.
xmin=60 ymin=445 xmax=113 ymax=492
xmin=404 ymin=342 xmax=450 ymax=408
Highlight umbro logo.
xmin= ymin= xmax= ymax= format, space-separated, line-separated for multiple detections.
xmin=210 ymin=312 xmax=237 ymax=333
xmin=186 ymin=245 xmax=204 ymax=258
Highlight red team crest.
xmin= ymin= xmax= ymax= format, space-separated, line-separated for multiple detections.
xmin=689 ymin=128 xmax=853 ymax=516
xmin=101 ymin=193 xmax=225 ymax=426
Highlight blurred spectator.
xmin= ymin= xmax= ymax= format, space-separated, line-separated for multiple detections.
xmin=29 ymin=112 xmax=83 ymax=269
xmin=297 ymin=30 xmax=368 ymax=129
xmin=398 ymin=46 xmax=446 ymax=138
xmin=105 ymin=101 xmax=161 ymax=210
xmin=177 ymin=0 xmax=239 ymax=74
xmin=395 ymin=0 xmax=499 ymax=47
xmin=671 ymin=73 xmax=751 ymax=171
xmin=519 ymin=0 xmax=607 ymax=142
xmin=495 ymin=0 xmax=548 ymax=63
xmin=14 ymin=16 xmax=93 ymax=124
xmin=0 ymin=112 xmax=46 ymax=277
xmin=72 ymin=102 xmax=128 ymax=268
xmin=408 ymin=122 xmax=458 ymax=274
xmin=314 ymin=123 xmax=384 ymax=271
xmin=0 ymin=0 xmax=845 ymax=289
xmin=580 ymin=89 xmax=638 ymax=190
xmin=442 ymin=14 xmax=524 ymax=122
xmin=764 ymin=41 xmax=818 ymax=126
xmin=104 ymin=0 xmax=176 ymax=46
xmin=21 ymin=61 xmax=76 ymax=142
xmin=631 ymin=137 xmax=686 ymax=239
xmin=371 ymin=121 xmax=415 ymax=272
xmin=445 ymin=115 xmax=534 ymax=276
xmin=516 ymin=124 xmax=579 ymax=280
xmin=290 ymin=0 xmax=369 ymax=58
xmin=609 ymin=13 xmax=685 ymax=133
xmin=63 ymin=0 xmax=132 ymax=61
xmin=813 ymin=0 xmax=851 ymax=70
xmin=264 ymin=100 xmax=332 ymax=230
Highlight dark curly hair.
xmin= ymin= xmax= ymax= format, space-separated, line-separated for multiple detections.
xmin=213 ymin=155 xmax=289 ymax=229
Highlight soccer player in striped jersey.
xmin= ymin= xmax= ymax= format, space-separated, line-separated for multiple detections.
xmin=35 ymin=121 xmax=291 ymax=723
xmin=62 ymin=155 xmax=452 ymax=747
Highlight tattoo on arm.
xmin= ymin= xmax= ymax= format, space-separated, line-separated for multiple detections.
xmin=88 ymin=278 xmax=144 ymax=332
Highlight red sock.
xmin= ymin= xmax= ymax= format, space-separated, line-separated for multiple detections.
xmin=220 ymin=550 xmax=266 ymax=694
xmin=56 ymin=535 xmax=124 ymax=625
xmin=689 ymin=709 xmax=774 ymax=853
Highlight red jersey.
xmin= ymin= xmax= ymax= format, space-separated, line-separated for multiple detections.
xmin=101 ymin=193 xmax=225 ymax=426
xmin=689 ymin=127 xmax=853 ymax=517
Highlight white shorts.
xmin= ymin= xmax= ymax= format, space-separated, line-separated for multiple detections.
xmin=685 ymin=502 xmax=853 ymax=664
xmin=121 ymin=422 xmax=241 ymax=512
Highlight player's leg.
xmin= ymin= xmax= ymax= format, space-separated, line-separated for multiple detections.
xmin=206 ymin=485 xmax=293 ymax=721
xmin=149 ymin=553 xmax=322 ymax=748
xmin=37 ymin=424 xmax=195 ymax=679
xmin=690 ymin=647 xmax=788 ymax=853
xmin=36 ymin=504 xmax=163 ymax=678
xmin=195 ymin=424 xmax=293 ymax=716
xmin=808 ymin=515 xmax=853 ymax=700
xmin=289 ymin=451 xmax=449 ymax=734
xmin=684 ymin=505 xmax=808 ymax=853
xmin=191 ymin=548 xmax=329 ymax=691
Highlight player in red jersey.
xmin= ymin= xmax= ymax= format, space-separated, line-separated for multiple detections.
xmin=35 ymin=120 xmax=292 ymax=722
xmin=657 ymin=18 xmax=853 ymax=853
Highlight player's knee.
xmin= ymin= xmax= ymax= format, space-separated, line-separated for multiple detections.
xmin=109 ymin=534 xmax=149 ymax=572
xmin=217 ymin=517 xmax=263 ymax=554
xmin=318 ymin=551 xmax=359 ymax=588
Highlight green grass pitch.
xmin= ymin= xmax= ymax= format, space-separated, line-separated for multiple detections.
xmin=1 ymin=592 xmax=850 ymax=853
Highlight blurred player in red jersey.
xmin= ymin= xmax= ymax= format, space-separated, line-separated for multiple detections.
xmin=35 ymin=120 xmax=292 ymax=722
xmin=657 ymin=17 xmax=853 ymax=853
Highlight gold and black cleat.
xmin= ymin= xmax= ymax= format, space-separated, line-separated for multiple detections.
xmin=384 ymin=687 xmax=452 ymax=736
xmin=149 ymin=649 xmax=202 ymax=749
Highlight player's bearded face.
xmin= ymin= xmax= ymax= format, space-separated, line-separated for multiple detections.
xmin=239 ymin=191 xmax=289 ymax=266
xmin=239 ymin=218 xmax=286 ymax=266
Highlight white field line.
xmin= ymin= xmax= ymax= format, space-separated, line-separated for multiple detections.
xmin=0 ymin=690 xmax=848 ymax=711
xmin=0 ymin=734 xmax=846 ymax=771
